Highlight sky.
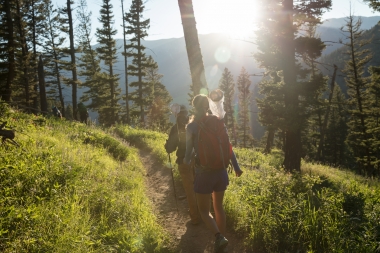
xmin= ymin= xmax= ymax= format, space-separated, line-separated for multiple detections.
xmin=74 ymin=0 xmax=379 ymax=41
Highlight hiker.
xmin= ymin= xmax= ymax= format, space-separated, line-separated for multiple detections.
xmin=78 ymin=102 xmax=89 ymax=125
xmin=208 ymin=89 xmax=243 ymax=177
xmin=165 ymin=104 xmax=201 ymax=225
xmin=184 ymin=94 xmax=241 ymax=253
xmin=52 ymin=106 xmax=62 ymax=119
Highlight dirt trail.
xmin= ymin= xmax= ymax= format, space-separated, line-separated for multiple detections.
xmin=139 ymin=149 xmax=247 ymax=253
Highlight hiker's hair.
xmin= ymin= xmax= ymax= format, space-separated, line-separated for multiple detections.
xmin=177 ymin=111 xmax=189 ymax=127
xmin=191 ymin=94 xmax=209 ymax=122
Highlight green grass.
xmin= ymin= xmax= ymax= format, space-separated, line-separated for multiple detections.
xmin=2 ymin=105 xmax=380 ymax=253
xmin=0 ymin=110 xmax=169 ymax=252
xmin=226 ymin=148 xmax=380 ymax=252
xmin=113 ymin=126 xmax=380 ymax=252
xmin=114 ymin=125 xmax=179 ymax=178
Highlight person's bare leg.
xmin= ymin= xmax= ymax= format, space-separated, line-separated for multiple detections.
xmin=212 ymin=191 xmax=226 ymax=235
xmin=178 ymin=163 xmax=200 ymax=223
xmin=196 ymin=193 xmax=219 ymax=234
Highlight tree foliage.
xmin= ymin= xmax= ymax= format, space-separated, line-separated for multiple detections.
xmin=219 ymin=68 xmax=237 ymax=145
xmin=254 ymin=0 xmax=331 ymax=172
xmin=237 ymin=67 xmax=253 ymax=148
xmin=144 ymin=56 xmax=172 ymax=131
xmin=342 ymin=15 xmax=375 ymax=175
xmin=95 ymin=0 xmax=121 ymax=126
xmin=125 ymin=0 xmax=153 ymax=125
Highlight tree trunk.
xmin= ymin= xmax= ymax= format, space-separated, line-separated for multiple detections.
xmin=121 ymin=0 xmax=130 ymax=124
xmin=317 ymin=64 xmax=337 ymax=161
xmin=38 ymin=55 xmax=48 ymax=115
xmin=52 ymin=51 xmax=66 ymax=117
xmin=67 ymin=0 xmax=78 ymax=120
xmin=178 ymin=0 xmax=207 ymax=96
xmin=3 ymin=0 xmax=15 ymax=102
xmin=264 ymin=128 xmax=275 ymax=154
xmin=16 ymin=0 xmax=31 ymax=111
xmin=282 ymin=0 xmax=301 ymax=172
xmin=31 ymin=0 xmax=39 ymax=111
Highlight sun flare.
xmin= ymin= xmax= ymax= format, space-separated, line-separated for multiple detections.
xmin=194 ymin=0 xmax=260 ymax=39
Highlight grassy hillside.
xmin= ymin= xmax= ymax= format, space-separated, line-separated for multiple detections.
xmin=0 ymin=106 xmax=168 ymax=252
xmin=1 ymin=104 xmax=380 ymax=252
xmin=226 ymin=148 xmax=380 ymax=252
xmin=114 ymin=125 xmax=380 ymax=252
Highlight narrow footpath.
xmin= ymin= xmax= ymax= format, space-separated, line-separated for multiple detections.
xmin=139 ymin=149 xmax=247 ymax=253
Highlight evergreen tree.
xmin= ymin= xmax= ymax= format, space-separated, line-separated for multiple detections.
xmin=342 ymin=15 xmax=374 ymax=175
xmin=0 ymin=0 xmax=16 ymax=102
xmin=324 ymin=85 xmax=350 ymax=167
xmin=364 ymin=0 xmax=380 ymax=11
xmin=41 ymin=0 xmax=66 ymax=116
xmin=144 ymin=56 xmax=172 ymax=131
xmin=14 ymin=0 xmax=34 ymax=108
xmin=60 ymin=0 xmax=79 ymax=120
xmin=254 ymin=0 xmax=331 ymax=172
xmin=256 ymin=72 xmax=284 ymax=154
xmin=96 ymin=0 xmax=121 ymax=126
xmin=76 ymin=0 xmax=102 ymax=114
xmin=236 ymin=67 xmax=253 ymax=148
xmin=121 ymin=0 xmax=130 ymax=124
xmin=24 ymin=0 xmax=45 ymax=111
xmin=218 ymin=67 xmax=237 ymax=145
xmin=366 ymin=66 xmax=380 ymax=174
xmin=316 ymin=65 xmax=338 ymax=162
xmin=125 ymin=0 xmax=154 ymax=125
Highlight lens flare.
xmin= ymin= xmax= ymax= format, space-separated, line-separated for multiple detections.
xmin=200 ymin=88 xmax=209 ymax=95
xmin=210 ymin=64 xmax=219 ymax=77
xmin=214 ymin=46 xmax=231 ymax=63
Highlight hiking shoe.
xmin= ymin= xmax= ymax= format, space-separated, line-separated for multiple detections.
xmin=235 ymin=170 xmax=243 ymax=177
xmin=214 ymin=234 xmax=228 ymax=253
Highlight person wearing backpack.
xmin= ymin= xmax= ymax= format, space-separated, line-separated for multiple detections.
xmin=183 ymin=94 xmax=241 ymax=253
xmin=165 ymin=104 xmax=201 ymax=225
xmin=52 ymin=106 xmax=62 ymax=119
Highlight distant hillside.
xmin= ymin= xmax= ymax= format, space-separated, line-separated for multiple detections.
xmin=89 ymin=33 xmax=265 ymax=139
xmin=320 ymin=16 xmax=380 ymax=29
xmin=72 ymin=16 xmax=379 ymax=139
xmin=112 ymin=33 xmax=261 ymax=103
xmin=317 ymin=16 xmax=380 ymax=55
xmin=320 ymin=22 xmax=380 ymax=95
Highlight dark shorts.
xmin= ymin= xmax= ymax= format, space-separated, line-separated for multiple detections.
xmin=193 ymin=168 xmax=229 ymax=194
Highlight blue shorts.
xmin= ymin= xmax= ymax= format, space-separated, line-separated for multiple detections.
xmin=193 ymin=168 xmax=229 ymax=194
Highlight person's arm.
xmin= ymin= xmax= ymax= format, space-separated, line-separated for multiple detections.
xmin=231 ymin=150 xmax=243 ymax=177
xmin=164 ymin=125 xmax=178 ymax=153
xmin=183 ymin=125 xmax=194 ymax=164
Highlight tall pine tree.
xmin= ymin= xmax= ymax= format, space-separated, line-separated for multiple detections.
xmin=125 ymin=0 xmax=153 ymax=125
xmin=367 ymin=66 xmax=380 ymax=174
xmin=144 ymin=56 xmax=172 ymax=131
xmin=218 ymin=67 xmax=237 ymax=145
xmin=254 ymin=0 xmax=331 ymax=171
xmin=41 ymin=0 xmax=66 ymax=116
xmin=324 ymin=85 xmax=350 ymax=167
xmin=60 ymin=0 xmax=79 ymax=120
xmin=121 ymin=0 xmax=130 ymax=124
xmin=0 ymin=0 xmax=16 ymax=102
xmin=237 ymin=67 xmax=253 ymax=148
xmin=76 ymin=0 xmax=101 ymax=114
xmin=342 ymin=14 xmax=374 ymax=175
xmin=96 ymin=0 xmax=121 ymax=125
